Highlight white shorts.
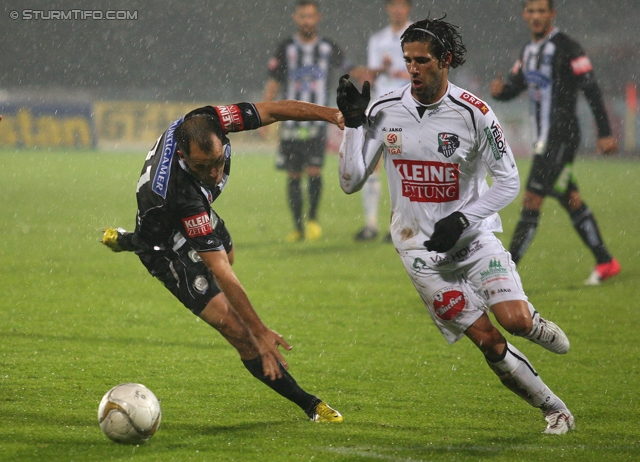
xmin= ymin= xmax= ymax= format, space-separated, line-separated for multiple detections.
xmin=397 ymin=231 xmax=527 ymax=344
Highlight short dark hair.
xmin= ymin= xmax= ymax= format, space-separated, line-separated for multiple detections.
xmin=297 ymin=0 xmax=319 ymax=10
xmin=174 ymin=115 xmax=226 ymax=158
xmin=524 ymin=0 xmax=554 ymax=10
xmin=386 ymin=0 xmax=412 ymax=5
xmin=401 ymin=15 xmax=466 ymax=69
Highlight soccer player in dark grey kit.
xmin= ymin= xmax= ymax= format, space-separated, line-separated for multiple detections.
xmin=101 ymin=99 xmax=344 ymax=422
xmin=263 ymin=0 xmax=359 ymax=242
xmin=490 ymin=0 xmax=620 ymax=285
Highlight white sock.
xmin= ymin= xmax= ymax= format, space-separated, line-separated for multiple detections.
xmin=361 ymin=172 xmax=380 ymax=230
xmin=486 ymin=342 xmax=567 ymax=414
xmin=525 ymin=301 xmax=539 ymax=336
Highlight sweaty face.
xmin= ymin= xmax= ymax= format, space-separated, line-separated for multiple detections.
xmin=293 ymin=4 xmax=320 ymax=39
xmin=523 ymin=0 xmax=556 ymax=40
xmin=181 ymin=134 xmax=225 ymax=189
xmin=403 ymin=40 xmax=449 ymax=105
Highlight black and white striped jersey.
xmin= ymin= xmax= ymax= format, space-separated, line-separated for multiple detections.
xmin=267 ymin=36 xmax=351 ymax=139
xmin=494 ymin=28 xmax=611 ymax=153
xmin=134 ymin=104 xmax=261 ymax=253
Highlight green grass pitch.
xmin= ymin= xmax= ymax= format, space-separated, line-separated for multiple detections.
xmin=0 ymin=148 xmax=639 ymax=461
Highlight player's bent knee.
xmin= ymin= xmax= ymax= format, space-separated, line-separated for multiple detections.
xmin=492 ymin=300 xmax=532 ymax=336
xmin=522 ymin=191 xmax=543 ymax=210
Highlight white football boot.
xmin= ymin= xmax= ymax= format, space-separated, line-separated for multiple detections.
xmin=543 ymin=409 xmax=575 ymax=435
xmin=524 ymin=311 xmax=570 ymax=354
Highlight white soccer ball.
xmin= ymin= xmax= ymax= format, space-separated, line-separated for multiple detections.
xmin=98 ymin=383 xmax=162 ymax=444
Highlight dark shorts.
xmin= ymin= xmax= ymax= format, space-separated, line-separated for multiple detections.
xmin=277 ymin=134 xmax=327 ymax=173
xmin=525 ymin=137 xmax=580 ymax=198
xmin=138 ymin=214 xmax=233 ymax=316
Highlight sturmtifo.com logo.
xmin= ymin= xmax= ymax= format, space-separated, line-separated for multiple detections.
xmin=10 ymin=9 xmax=138 ymax=20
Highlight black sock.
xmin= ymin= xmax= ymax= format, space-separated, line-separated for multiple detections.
xmin=569 ymin=203 xmax=612 ymax=264
xmin=287 ymin=178 xmax=304 ymax=232
xmin=308 ymin=175 xmax=322 ymax=221
xmin=509 ymin=209 xmax=540 ymax=264
xmin=242 ymin=358 xmax=320 ymax=417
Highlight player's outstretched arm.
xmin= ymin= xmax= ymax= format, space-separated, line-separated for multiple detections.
xmin=253 ymin=101 xmax=344 ymax=130
xmin=198 ymin=249 xmax=292 ymax=381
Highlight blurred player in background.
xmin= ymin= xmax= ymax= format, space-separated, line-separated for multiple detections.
xmin=263 ymin=0 xmax=359 ymax=242
xmin=354 ymin=0 xmax=412 ymax=242
xmin=101 ymin=99 xmax=344 ymax=423
xmin=490 ymin=0 xmax=620 ymax=285
xmin=338 ymin=16 xmax=574 ymax=434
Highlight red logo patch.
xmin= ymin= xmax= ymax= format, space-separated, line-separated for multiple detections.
xmin=460 ymin=92 xmax=490 ymax=115
xmin=392 ymin=160 xmax=459 ymax=203
xmin=386 ymin=133 xmax=398 ymax=144
xmin=570 ymin=55 xmax=593 ymax=76
xmin=215 ymin=105 xmax=244 ymax=133
xmin=182 ymin=212 xmax=213 ymax=238
xmin=433 ymin=289 xmax=466 ymax=321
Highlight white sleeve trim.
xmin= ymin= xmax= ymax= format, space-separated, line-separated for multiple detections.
xmin=339 ymin=126 xmax=383 ymax=194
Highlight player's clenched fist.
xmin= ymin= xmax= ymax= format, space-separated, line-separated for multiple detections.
xmin=424 ymin=212 xmax=470 ymax=253
xmin=336 ymin=74 xmax=370 ymax=128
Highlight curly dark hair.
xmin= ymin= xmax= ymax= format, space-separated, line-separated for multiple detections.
xmin=400 ymin=15 xmax=466 ymax=69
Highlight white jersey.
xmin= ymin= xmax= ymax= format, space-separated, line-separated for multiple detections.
xmin=339 ymin=82 xmax=520 ymax=252
xmin=367 ymin=23 xmax=411 ymax=98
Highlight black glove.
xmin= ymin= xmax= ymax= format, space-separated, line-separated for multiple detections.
xmin=336 ymin=74 xmax=370 ymax=128
xmin=424 ymin=212 xmax=470 ymax=253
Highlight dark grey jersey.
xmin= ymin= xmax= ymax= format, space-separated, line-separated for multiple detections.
xmin=134 ymin=104 xmax=261 ymax=253
xmin=267 ymin=36 xmax=351 ymax=138
xmin=494 ymin=29 xmax=611 ymax=153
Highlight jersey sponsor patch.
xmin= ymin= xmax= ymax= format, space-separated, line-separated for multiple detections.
xmin=432 ymin=288 xmax=466 ymax=321
xmin=182 ymin=211 xmax=213 ymax=238
xmin=460 ymin=92 xmax=490 ymax=115
xmin=437 ymin=132 xmax=460 ymax=158
xmin=384 ymin=131 xmax=403 ymax=155
xmin=152 ymin=117 xmax=183 ymax=198
xmin=215 ymin=105 xmax=244 ymax=133
xmin=570 ymin=55 xmax=593 ymax=75
xmin=484 ymin=120 xmax=507 ymax=161
xmin=392 ymin=159 xmax=459 ymax=203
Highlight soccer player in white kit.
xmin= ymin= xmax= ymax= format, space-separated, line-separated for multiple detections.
xmin=337 ymin=16 xmax=575 ymax=434
xmin=354 ymin=0 xmax=412 ymax=242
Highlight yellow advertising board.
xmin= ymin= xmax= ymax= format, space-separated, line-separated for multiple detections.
xmin=0 ymin=103 xmax=94 ymax=148
xmin=93 ymin=101 xmax=200 ymax=148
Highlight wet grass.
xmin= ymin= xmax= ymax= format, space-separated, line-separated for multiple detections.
xmin=0 ymin=149 xmax=639 ymax=461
